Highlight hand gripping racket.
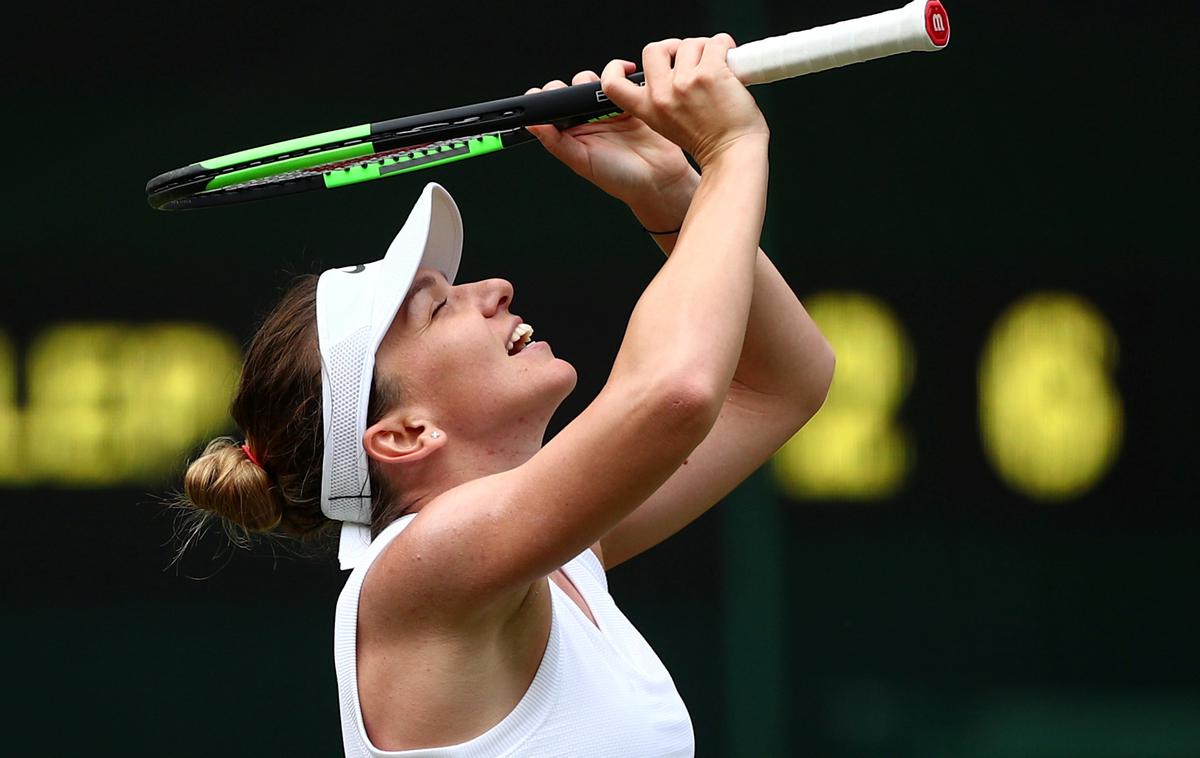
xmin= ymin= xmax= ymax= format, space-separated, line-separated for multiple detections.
xmin=146 ymin=0 xmax=949 ymax=211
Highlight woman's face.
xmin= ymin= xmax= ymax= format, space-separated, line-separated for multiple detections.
xmin=373 ymin=267 xmax=577 ymax=444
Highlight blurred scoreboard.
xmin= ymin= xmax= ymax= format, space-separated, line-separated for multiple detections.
xmin=0 ymin=288 xmax=1124 ymax=504
xmin=775 ymin=290 xmax=1122 ymax=502
xmin=0 ymin=324 xmax=239 ymax=485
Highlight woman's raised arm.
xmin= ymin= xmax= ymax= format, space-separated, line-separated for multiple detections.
xmin=379 ymin=36 xmax=771 ymax=619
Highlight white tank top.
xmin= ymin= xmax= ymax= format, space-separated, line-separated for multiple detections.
xmin=333 ymin=514 xmax=696 ymax=757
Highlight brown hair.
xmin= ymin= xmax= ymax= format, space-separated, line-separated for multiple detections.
xmin=177 ymin=274 xmax=404 ymax=555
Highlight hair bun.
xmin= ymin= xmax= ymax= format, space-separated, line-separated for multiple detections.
xmin=183 ymin=437 xmax=283 ymax=533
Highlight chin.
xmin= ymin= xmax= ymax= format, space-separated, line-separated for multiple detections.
xmin=499 ymin=354 xmax=576 ymax=423
xmin=526 ymin=359 xmax=576 ymax=420
xmin=548 ymin=357 xmax=578 ymax=397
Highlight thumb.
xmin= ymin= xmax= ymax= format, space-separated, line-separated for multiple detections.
xmin=525 ymin=123 xmax=564 ymax=151
xmin=524 ymin=123 xmax=591 ymax=175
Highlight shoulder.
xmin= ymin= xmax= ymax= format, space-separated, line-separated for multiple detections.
xmin=358 ymin=488 xmax=536 ymax=634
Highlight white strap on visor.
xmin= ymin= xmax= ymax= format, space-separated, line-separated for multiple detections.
xmin=315 ymin=183 xmax=462 ymax=570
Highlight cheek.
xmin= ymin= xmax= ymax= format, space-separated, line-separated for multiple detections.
xmin=419 ymin=333 xmax=503 ymax=388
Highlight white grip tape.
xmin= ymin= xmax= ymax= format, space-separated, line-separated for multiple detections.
xmin=726 ymin=0 xmax=944 ymax=86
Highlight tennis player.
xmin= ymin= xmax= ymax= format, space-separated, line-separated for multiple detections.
xmin=181 ymin=36 xmax=833 ymax=756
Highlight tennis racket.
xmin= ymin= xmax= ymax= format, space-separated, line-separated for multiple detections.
xmin=146 ymin=0 xmax=949 ymax=211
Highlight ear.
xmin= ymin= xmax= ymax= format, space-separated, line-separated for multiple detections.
xmin=362 ymin=415 xmax=446 ymax=467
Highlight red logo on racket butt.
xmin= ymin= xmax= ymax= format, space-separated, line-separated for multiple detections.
xmin=925 ymin=1 xmax=950 ymax=47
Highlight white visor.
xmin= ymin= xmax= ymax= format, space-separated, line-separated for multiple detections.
xmin=316 ymin=182 xmax=462 ymax=569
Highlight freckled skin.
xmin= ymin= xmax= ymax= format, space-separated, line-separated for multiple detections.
xmin=368 ymin=268 xmax=578 ymax=501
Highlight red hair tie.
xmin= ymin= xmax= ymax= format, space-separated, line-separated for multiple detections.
xmin=240 ymin=441 xmax=263 ymax=468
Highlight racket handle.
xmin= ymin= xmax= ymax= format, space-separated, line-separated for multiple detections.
xmin=726 ymin=0 xmax=949 ymax=86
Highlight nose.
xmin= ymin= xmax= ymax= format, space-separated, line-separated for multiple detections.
xmin=473 ymin=278 xmax=513 ymax=317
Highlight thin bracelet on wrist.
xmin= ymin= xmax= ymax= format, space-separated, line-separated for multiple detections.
xmin=641 ymin=225 xmax=682 ymax=236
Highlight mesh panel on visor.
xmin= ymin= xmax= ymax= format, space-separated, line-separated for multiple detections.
xmin=326 ymin=325 xmax=372 ymax=522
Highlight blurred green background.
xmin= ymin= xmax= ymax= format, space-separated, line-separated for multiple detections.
xmin=3 ymin=1 xmax=1197 ymax=755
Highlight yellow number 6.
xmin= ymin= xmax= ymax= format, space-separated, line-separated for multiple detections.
xmin=979 ymin=292 xmax=1123 ymax=500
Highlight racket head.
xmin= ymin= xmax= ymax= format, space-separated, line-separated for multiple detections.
xmin=146 ymin=130 xmax=532 ymax=210
xmin=146 ymin=79 xmax=635 ymax=210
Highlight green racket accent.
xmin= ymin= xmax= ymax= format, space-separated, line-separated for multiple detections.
xmin=198 ymin=124 xmax=371 ymax=170
xmin=323 ymin=134 xmax=506 ymax=189
xmin=205 ymin=142 xmax=376 ymax=191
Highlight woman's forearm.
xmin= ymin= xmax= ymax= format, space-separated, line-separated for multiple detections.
xmin=611 ymin=139 xmax=769 ymax=401
xmin=630 ymin=171 xmax=835 ymax=412
xmin=734 ymin=250 xmax=835 ymax=412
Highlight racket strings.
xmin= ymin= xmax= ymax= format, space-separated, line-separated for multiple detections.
xmin=209 ymin=131 xmax=507 ymax=193
xmin=205 ymin=114 xmax=521 ymax=182
xmin=156 ymin=122 xmax=502 ymax=195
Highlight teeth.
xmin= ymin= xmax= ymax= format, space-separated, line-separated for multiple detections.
xmin=507 ymin=323 xmax=534 ymax=354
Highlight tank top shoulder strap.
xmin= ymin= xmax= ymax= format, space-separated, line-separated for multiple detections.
xmin=334 ymin=511 xmax=569 ymax=757
xmin=566 ymin=546 xmax=608 ymax=592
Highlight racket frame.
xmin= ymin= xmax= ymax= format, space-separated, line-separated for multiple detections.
xmin=145 ymin=76 xmax=642 ymax=210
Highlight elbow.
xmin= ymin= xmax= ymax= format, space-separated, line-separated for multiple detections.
xmin=793 ymin=339 xmax=836 ymax=428
xmin=648 ymin=373 xmax=725 ymax=441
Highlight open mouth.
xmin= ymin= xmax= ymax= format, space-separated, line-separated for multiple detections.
xmin=506 ymin=323 xmax=534 ymax=356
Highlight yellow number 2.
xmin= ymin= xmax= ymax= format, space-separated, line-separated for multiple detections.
xmin=773 ymin=292 xmax=915 ymax=499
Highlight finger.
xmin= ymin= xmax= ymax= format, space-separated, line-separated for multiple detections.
xmin=525 ymin=122 xmax=568 ymax=156
xmin=571 ymin=70 xmax=600 ymax=86
xmin=524 ymin=86 xmax=542 ymax=95
xmin=642 ymin=38 xmax=681 ymax=90
xmin=525 ymin=123 xmax=562 ymax=150
xmin=700 ymin=32 xmax=737 ymax=71
xmin=541 ymin=78 xmax=568 ymax=91
xmin=525 ymin=124 xmax=591 ymax=172
xmin=674 ymin=37 xmax=705 ymax=72
xmin=600 ymin=57 xmax=645 ymax=113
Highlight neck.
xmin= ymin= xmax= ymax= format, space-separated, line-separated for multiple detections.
xmin=378 ymin=425 xmax=547 ymax=526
